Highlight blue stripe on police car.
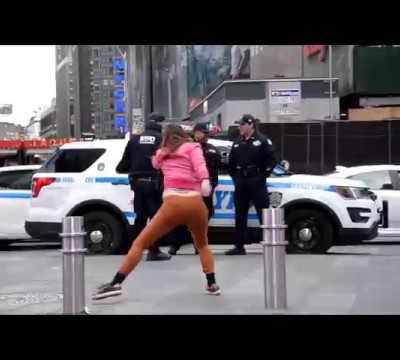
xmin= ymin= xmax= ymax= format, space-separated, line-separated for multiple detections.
xmin=92 ymin=177 xmax=334 ymax=192
xmin=0 ymin=192 xmax=31 ymax=199
xmin=95 ymin=177 xmax=129 ymax=184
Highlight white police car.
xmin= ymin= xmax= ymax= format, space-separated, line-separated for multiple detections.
xmin=25 ymin=139 xmax=381 ymax=254
xmin=327 ymin=164 xmax=400 ymax=236
xmin=0 ymin=165 xmax=40 ymax=246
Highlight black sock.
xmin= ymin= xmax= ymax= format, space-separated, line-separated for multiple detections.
xmin=206 ymin=273 xmax=216 ymax=287
xmin=111 ymin=272 xmax=126 ymax=285
xmin=149 ymin=246 xmax=160 ymax=254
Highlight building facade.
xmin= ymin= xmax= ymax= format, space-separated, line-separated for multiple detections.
xmin=25 ymin=116 xmax=41 ymax=139
xmin=67 ymin=45 xmax=358 ymax=134
xmin=0 ymin=122 xmax=24 ymax=139
xmin=55 ymin=45 xmax=75 ymax=138
xmin=39 ymin=98 xmax=57 ymax=138
xmin=127 ymin=45 xmax=351 ymax=130
xmin=56 ymin=45 xmax=128 ymax=139
xmin=88 ymin=45 xmax=128 ymax=138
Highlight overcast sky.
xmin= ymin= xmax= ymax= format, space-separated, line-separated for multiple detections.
xmin=0 ymin=45 xmax=55 ymax=126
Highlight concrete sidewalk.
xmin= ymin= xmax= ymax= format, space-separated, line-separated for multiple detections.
xmin=1 ymin=243 xmax=400 ymax=315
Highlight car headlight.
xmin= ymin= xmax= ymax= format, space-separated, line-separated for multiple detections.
xmin=333 ymin=186 xmax=373 ymax=200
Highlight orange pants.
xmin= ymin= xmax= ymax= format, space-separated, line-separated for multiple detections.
xmin=119 ymin=194 xmax=215 ymax=276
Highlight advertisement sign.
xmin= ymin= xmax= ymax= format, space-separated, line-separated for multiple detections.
xmin=0 ymin=138 xmax=74 ymax=149
xmin=270 ymin=89 xmax=301 ymax=105
xmin=269 ymin=82 xmax=302 ymax=118
xmin=186 ymin=45 xmax=250 ymax=112
xmin=114 ymin=116 xmax=126 ymax=133
xmin=304 ymin=45 xmax=327 ymax=62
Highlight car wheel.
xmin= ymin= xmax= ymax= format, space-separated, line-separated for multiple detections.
xmin=286 ymin=208 xmax=333 ymax=254
xmin=83 ymin=211 xmax=124 ymax=254
xmin=0 ymin=241 xmax=12 ymax=250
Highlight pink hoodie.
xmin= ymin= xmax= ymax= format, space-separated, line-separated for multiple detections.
xmin=152 ymin=142 xmax=210 ymax=192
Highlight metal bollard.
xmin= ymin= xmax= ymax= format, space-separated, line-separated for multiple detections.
xmin=60 ymin=216 xmax=88 ymax=315
xmin=261 ymin=208 xmax=288 ymax=310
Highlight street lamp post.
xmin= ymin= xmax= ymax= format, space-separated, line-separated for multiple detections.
xmin=328 ymin=45 xmax=333 ymax=120
xmin=165 ymin=66 xmax=173 ymax=120
xmin=124 ymin=45 xmax=154 ymax=133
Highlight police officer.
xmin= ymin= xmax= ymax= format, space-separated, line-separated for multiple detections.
xmin=226 ymin=114 xmax=277 ymax=255
xmin=117 ymin=113 xmax=171 ymax=261
xmin=168 ymin=122 xmax=222 ymax=255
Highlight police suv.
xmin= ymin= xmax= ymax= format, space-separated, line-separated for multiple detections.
xmin=25 ymin=138 xmax=381 ymax=254
xmin=0 ymin=164 xmax=40 ymax=245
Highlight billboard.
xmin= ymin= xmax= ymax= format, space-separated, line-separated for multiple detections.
xmin=304 ymin=45 xmax=327 ymax=62
xmin=186 ymin=46 xmax=250 ymax=112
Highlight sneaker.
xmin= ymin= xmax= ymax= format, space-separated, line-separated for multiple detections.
xmin=168 ymin=245 xmax=180 ymax=256
xmin=205 ymin=283 xmax=221 ymax=296
xmin=92 ymin=283 xmax=122 ymax=300
xmin=224 ymin=247 xmax=246 ymax=255
xmin=146 ymin=250 xmax=171 ymax=261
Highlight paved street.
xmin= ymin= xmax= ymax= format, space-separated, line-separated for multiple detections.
xmin=2 ymin=239 xmax=400 ymax=315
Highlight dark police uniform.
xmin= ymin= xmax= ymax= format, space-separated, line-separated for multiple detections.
xmin=227 ymin=115 xmax=277 ymax=255
xmin=196 ymin=127 xmax=221 ymax=219
xmin=116 ymin=114 xmax=170 ymax=260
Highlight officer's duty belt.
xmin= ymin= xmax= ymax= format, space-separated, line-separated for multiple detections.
xmin=235 ymin=166 xmax=261 ymax=177
xmin=135 ymin=176 xmax=156 ymax=182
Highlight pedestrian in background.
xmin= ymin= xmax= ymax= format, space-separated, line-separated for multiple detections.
xmin=225 ymin=114 xmax=277 ymax=255
xmin=93 ymin=124 xmax=221 ymax=300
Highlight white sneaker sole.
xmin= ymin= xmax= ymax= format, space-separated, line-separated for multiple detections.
xmin=205 ymin=288 xmax=221 ymax=296
xmin=92 ymin=290 xmax=122 ymax=301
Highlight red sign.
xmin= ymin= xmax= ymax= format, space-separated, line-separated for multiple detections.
xmin=0 ymin=138 xmax=75 ymax=150
xmin=304 ymin=45 xmax=327 ymax=62
xmin=0 ymin=140 xmax=22 ymax=149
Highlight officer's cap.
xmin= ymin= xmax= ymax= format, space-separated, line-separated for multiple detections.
xmin=149 ymin=112 xmax=165 ymax=123
xmin=193 ymin=122 xmax=209 ymax=134
xmin=237 ymin=114 xmax=256 ymax=125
